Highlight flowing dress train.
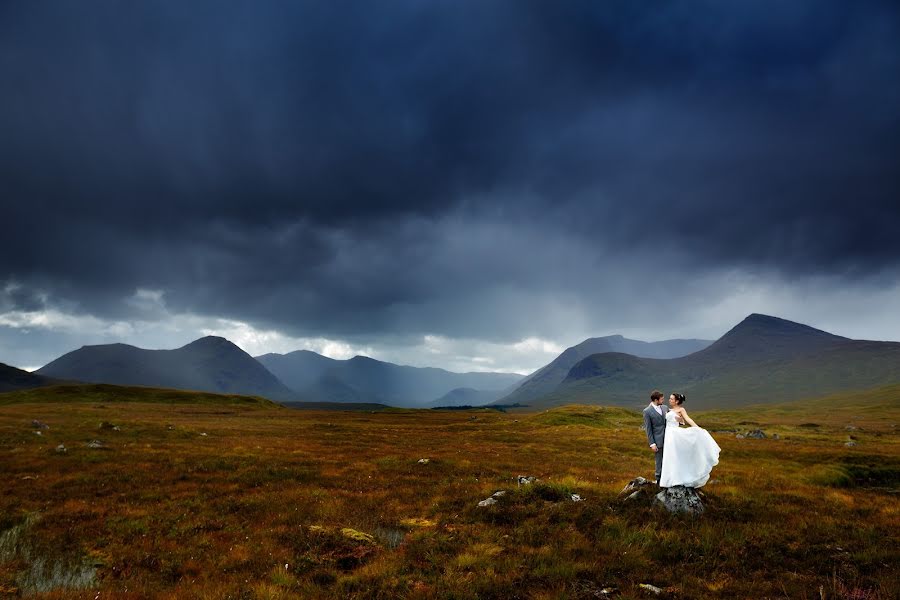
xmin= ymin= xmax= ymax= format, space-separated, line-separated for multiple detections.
xmin=659 ymin=410 xmax=720 ymax=488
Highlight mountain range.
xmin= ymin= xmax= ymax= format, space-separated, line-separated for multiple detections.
xmin=518 ymin=314 xmax=900 ymax=410
xmin=22 ymin=337 xmax=525 ymax=407
xmin=255 ymin=351 xmax=523 ymax=408
xmin=6 ymin=314 xmax=900 ymax=411
xmin=36 ymin=336 xmax=296 ymax=401
xmin=8 ymin=333 xmax=713 ymax=407
xmin=498 ymin=335 xmax=711 ymax=405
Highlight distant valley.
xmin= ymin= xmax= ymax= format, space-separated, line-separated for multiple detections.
xmin=255 ymin=352 xmax=523 ymax=408
xmin=11 ymin=338 xmax=526 ymax=408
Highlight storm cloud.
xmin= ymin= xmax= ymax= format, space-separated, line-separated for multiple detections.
xmin=2 ymin=1 xmax=899 ymax=371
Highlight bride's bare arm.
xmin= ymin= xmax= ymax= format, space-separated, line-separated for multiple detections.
xmin=679 ymin=408 xmax=698 ymax=427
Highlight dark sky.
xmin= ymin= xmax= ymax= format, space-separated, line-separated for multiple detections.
xmin=2 ymin=1 xmax=899 ymax=373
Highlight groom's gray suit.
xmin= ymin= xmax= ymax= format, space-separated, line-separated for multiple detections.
xmin=643 ymin=402 xmax=669 ymax=482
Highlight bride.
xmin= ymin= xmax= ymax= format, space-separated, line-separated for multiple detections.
xmin=658 ymin=393 xmax=721 ymax=488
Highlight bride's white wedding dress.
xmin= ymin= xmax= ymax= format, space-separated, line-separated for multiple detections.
xmin=659 ymin=410 xmax=721 ymax=488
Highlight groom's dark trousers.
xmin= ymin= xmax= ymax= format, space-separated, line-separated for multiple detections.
xmin=642 ymin=404 xmax=668 ymax=482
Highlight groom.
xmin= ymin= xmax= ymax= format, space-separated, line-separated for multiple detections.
xmin=642 ymin=390 xmax=669 ymax=484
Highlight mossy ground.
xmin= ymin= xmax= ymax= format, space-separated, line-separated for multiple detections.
xmin=0 ymin=386 xmax=897 ymax=598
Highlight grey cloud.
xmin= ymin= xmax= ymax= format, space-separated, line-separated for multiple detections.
xmin=1 ymin=0 xmax=899 ymax=365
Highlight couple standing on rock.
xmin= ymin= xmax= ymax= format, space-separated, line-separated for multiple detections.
xmin=643 ymin=390 xmax=720 ymax=488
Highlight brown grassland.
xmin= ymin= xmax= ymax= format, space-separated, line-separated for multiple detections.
xmin=1 ymin=384 xmax=898 ymax=599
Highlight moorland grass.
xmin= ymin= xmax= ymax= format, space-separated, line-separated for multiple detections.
xmin=0 ymin=385 xmax=897 ymax=598
xmin=0 ymin=383 xmax=281 ymax=407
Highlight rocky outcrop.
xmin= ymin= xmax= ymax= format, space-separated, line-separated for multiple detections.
xmin=477 ymin=490 xmax=509 ymax=507
xmin=654 ymin=485 xmax=704 ymax=515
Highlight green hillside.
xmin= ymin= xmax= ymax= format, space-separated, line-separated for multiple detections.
xmin=533 ymin=314 xmax=900 ymax=410
xmin=0 ymin=362 xmax=67 ymax=392
xmin=0 ymin=383 xmax=283 ymax=407
xmin=696 ymin=382 xmax=900 ymax=424
xmin=527 ymin=404 xmax=640 ymax=428
xmin=498 ymin=336 xmax=711 ymax=405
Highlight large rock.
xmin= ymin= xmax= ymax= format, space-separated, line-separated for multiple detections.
xmin=654 ymin=485 xmax=704 ymax=515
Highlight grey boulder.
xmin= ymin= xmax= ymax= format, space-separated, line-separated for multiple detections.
xmin=654 ymin=485 xmax=705 ymax=515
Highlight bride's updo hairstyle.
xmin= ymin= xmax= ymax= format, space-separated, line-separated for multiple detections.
xmin=673 ymin=393 xmax=686 ymax=405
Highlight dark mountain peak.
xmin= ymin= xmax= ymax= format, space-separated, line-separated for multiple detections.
xmin=180 ymin=336 xmax=242 ymax=351
xmin=744 ymin=313 xmax=794 ymax=327
xmin=348 ymin=355 xmax=381 ymax=364
xmin=288 ymin=349 xmax=330 ymax=358
xmin=725 ymin=314 xmax=846 ymax=341
xmin=257 ymin=349 xmax=325 ymax=359
xmin=697 ymin=313 xmax=848 ymax=363
xmin=37 ymin=337 xmax=295 ymax=401
xmin=573 ymin=335 xmax=621 ymax=348
xmin=528 ymin=312 xmax=900 ymax=410
xmin=80 ymin=342 xmax=137 ymax=350
xmin=175 ymin=337 xmax=252 ymax=363
xmin=746 ymin=313 xmax=773 ymax=321
xmin=1 ymin=362 xmax=68 ymax=392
